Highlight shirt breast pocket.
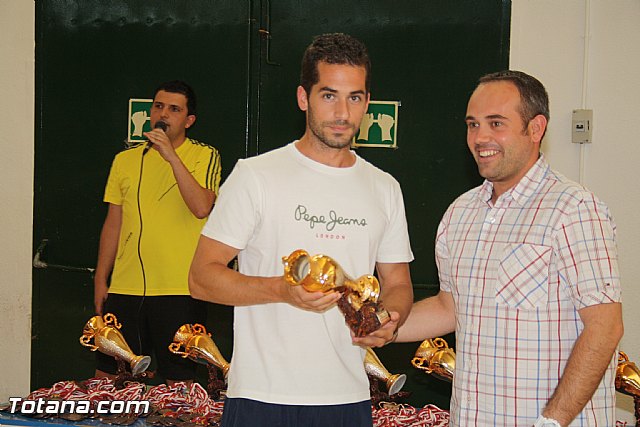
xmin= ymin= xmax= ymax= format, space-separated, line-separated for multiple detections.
xmin=496 ymin=243 xmax=552 ymax=310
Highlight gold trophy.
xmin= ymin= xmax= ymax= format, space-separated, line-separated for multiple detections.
xmin=168 ymin=323 xmax=230 ymax=379
xmin=79 ymin=313 xmax=151 ymax=376
xmin=617 ymin=351 xmax=640 ymax=397
xmin=411 ymin=337 xmax=455 ymax=382
xmin=283 ymin=249 xmax=389 ymax=336
xmin=364 ymin=347 xmax=406 ymax=395
xmin=616 ymin=351 xmax=640 ymax=427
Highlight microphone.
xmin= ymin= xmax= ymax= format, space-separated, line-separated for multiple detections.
xmin=142 ymin=121 xmax=167 ymax=155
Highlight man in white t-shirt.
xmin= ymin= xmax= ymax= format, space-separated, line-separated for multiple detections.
xmin=189 ymin=33 xmax=414 ymax=427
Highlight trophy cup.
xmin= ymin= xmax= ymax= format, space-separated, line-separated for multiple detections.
xmin=283 ymin=249 xmax=389 ymax=337
xmin=79 ymin=313 xmax=151 ymax=376
xmin=364 ymin=347 xmax=406 ymax=396
xmin=616 ymin=351 xmax=640 ymax=426
xmin=169 ymin=324 xmax=230 ymax=378
xmin=411 ymin=337 xmax=455 ymax=382
xmin=169 ymin=324 xmax=229 ymax=399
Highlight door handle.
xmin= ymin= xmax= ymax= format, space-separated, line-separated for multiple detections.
xmin=33 ymin=239 xmax=95 ymax=274
xmin=259 ymin=0 xmax=280 ymax=66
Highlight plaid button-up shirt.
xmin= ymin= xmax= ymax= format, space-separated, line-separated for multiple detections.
xmin=437 ymin=155 xmax=621 ymax=426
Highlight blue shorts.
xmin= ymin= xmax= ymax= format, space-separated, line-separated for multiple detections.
xmin=221 ymin=398 xmax=373 ymax=427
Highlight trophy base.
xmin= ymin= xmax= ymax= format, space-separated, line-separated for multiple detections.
xmin=131 ymin=355 xmax=151 ymax=376
xmin=387 ymin=373 xmax=407 ymax=396
xmin=337 ymin=295 xmax=389 ymax=337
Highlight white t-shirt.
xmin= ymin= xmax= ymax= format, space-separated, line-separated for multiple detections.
xmin=201 ymin=141 xmax=413 ymax=405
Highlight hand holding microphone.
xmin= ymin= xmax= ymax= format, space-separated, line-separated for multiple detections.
xmin=142 ymin=120 xmax=168 ymax=155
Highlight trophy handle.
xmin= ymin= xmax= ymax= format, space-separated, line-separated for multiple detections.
xmin=411 ymin=356 xmax=433 ymax=374
xmin=192 ymin=324 xmax=209 ymax=336
xmin=168 ymin=342 xmax=189 ymax=359
xmin=79 ymin=334 xmax=98 ymax=351
xmin=433 ymin=337 xmax=449 ymax=349
xmin=103 ymin=313 xmax=122 ymax=329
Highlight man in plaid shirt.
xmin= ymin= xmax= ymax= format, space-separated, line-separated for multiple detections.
xmin=396 ymin=71 xmax=623 ymax=426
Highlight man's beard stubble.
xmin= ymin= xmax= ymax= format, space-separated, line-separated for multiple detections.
xmin=307 ymin=105 xmax=357 ymax=150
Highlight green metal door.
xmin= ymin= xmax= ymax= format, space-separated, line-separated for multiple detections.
xmin=34 ymin=0 xmax=510 ymax=409
xmin=33 ymin=0 xmax=252 ymax=388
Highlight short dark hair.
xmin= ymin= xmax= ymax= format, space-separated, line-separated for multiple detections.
xmin=153 ymin=80 xmax=197 ymax=116
xmin=478 ymin=70 xmax=550 ymax=132
xmin=300 ymin=33 xmax=371 ymax=95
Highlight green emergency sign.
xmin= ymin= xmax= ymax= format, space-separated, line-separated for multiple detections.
xmin=353 ymin=100 xmax=400 ymax=148
xmin=127 ymin=98 xmax=153 ymax=145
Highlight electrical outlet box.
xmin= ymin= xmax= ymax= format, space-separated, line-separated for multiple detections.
xmin=572 ymin=109 xmax=593 ymax=144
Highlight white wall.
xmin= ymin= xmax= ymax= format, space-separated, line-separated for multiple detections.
xmin=0 ymin=0 xmax=34 ymax=401
xmin=2 ymin=0 xmax=639 ymax=421
xmin=511 ymin=0 xmax=640 ymax=422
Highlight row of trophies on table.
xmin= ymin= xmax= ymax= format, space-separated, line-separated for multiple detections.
xmin=79 ymin=312 xmax=455 ymax=395
xmin=80 ymin=311 xmax=640 ymax=402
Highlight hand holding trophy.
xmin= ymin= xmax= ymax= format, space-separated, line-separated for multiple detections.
xmin=282 ymin=249 xmax=390 ymax=337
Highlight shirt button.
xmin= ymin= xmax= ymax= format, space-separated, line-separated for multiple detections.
xmin=488 ymin=217 xmax=496 ymax=224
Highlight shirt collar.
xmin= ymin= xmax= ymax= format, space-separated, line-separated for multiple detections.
xmin=477 ymin=153 xmax=549 ymax=206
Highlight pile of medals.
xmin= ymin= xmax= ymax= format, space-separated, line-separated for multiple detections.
xmin=3 ymin=378 xmax=223 ymax=426
xmin=372 ymin=403 xmax=450 ymax=427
